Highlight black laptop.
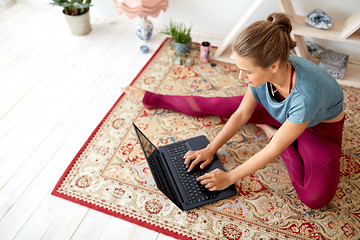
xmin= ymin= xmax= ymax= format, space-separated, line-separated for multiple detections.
xmin=132 ymin=122 xmax=237 ymax=211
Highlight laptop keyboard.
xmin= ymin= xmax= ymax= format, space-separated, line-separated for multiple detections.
xmin=166 ymin=142 xmax=216 ymax=205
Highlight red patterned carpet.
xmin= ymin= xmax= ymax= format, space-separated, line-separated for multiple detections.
xmin=52 ymin=38 xmax=360 ymax=240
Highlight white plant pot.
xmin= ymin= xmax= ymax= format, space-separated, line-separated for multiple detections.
xmin=0 ymin=0 xmax=15 ymax=7
xmin=64 ymin=10 xmax=91 ymax=36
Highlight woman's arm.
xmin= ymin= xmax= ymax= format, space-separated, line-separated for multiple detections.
xmin=198 ymin=119 xmax=310 ymax=191
xmin=184 ymin=86 xmax=258 ymax=171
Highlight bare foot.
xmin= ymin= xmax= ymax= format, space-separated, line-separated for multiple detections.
xmin=256 ymin=124 xmax=277 ymax=140
xmin=121 ymin=86 xmax=146 ymax=101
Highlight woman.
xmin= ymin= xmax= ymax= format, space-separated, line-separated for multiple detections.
xmin=123 ymin=12 xmax=345 ymax=209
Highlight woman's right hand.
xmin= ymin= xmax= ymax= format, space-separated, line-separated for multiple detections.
xmin=183 ymin=146 xmax=216 ymax=172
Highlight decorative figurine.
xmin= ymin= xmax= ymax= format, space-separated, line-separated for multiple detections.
xmin=184 ymin=54 xmax=194 ymax=66
xmin=173 ymin=53 xmax=183 ymax=65
xmin=305 ymin=9 xmax=334 ymax=30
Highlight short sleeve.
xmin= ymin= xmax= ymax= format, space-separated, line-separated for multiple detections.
xmin=250 ymin=86 xmax=260 ymax=103
xmin=287 ymin=95 xmax=316 ymax=124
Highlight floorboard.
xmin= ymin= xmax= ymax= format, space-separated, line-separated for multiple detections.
xmin=0 ymin=2 xmax=223 ymax=239
xmin=2 ymin=2 xmax=359 ymax=240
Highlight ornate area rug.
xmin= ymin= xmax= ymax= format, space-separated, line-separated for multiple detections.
xmin=52 ymin=38 xmax=360 ymax=240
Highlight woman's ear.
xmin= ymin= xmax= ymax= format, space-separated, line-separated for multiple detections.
xmin=270 ymin=60 xmax=280 ymax=73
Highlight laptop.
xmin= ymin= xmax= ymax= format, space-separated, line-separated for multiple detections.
xmin=132 ymin=122 xmax=237 ymax=211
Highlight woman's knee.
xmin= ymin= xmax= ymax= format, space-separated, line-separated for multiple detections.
xmin=295 ymin=160 xmax=340 ymax=209
xmin=298 ymin=187 xmax=336 ymax=209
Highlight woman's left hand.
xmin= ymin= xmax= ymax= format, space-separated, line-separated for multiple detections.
xmin=197 ymin=168 xmax=232 ymax=191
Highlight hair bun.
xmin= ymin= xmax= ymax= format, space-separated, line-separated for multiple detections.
xmin=232 ymin=11 xmax=297 ymax=68
xmin=267 ymin=12 xmax=292 ymax=34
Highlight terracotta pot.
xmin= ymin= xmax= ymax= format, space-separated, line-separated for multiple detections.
xmin=64 ymin=10 xmax=91 ymax=36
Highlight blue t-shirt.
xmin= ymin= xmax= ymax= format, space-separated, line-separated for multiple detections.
xmin=250 ymin=55 xmax=344 ymax=127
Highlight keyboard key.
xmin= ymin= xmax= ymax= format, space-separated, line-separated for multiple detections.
xmin=166 ymin=142 xmax=215 ymax=204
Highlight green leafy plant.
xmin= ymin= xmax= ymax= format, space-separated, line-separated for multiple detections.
xmin=50 ymin=0 xmax=92 ymax=16
xmin=161 ymin=19 xmax=192 ymax=44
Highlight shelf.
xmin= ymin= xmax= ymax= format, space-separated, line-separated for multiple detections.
xmin=279 ymin=0 xmax=360 ymax=88
xmin=338 ymin=61 xmax=360 ymax=88
xmin=214 ymin=0 xmax=360 ymax=88
xmin=292 ymin=15 xmax=360 ymax=44
xmin=310 ymin=57 xmax=360 ymax=88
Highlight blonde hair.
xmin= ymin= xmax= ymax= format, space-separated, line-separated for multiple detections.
xmin=232 ymin=12 xmax=297 ymax=68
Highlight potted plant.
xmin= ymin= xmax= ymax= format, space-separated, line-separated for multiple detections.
xmin=0 ymin=0 xmax=15 ymax=7
xmin=161 ymin=19 xmax=192 ymax=55
xmin=50 ymin=0 xmax=92 ymax=36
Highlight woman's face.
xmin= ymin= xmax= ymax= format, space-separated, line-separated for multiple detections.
xmin=233 ymin=51 xmax=275 ymax=87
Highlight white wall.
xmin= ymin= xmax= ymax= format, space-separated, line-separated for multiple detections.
xmin=19 ymin=0 xmax=360 ymax=58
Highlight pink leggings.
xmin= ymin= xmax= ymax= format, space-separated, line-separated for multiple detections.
xmin=143 ymin=92 xmax=345 ymax=209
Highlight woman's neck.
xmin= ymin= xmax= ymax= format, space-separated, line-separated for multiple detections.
xmin=270 ymin=62 xmax=291 ymax=89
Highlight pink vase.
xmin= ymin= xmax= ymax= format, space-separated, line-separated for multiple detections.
xmin=200 ymin=42 xmax=211 ymax=63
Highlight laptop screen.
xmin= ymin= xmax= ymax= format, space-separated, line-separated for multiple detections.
xmin=133 ymin=124 xmax=156 ymax=158
xmin=133 ymin=123 xmax=182 ymax=208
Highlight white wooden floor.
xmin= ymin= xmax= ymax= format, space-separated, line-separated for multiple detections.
xmin=0 ymin=2 xmax=224 ymax=240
